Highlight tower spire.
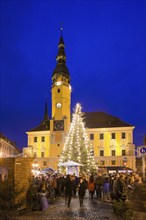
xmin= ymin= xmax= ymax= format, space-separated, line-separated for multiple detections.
xmin=52 ymin=28 xmax=70 ymax=81
xmin=43 ymin=98 xmax=49 ymax=121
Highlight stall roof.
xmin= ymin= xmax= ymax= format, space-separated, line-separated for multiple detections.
xmin=58 ymin=160 xmax=83 ymax=167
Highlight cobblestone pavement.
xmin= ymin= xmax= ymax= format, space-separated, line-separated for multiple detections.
xmin=16 ymin=195 xmax=122 ymax=220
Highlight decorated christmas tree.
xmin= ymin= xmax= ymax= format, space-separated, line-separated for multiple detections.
xmin=59 ymin=103 xmax=96 ymax=174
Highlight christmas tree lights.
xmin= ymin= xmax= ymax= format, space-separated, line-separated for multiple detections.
xmin=59 ymin=103 xmax=96 ymax=174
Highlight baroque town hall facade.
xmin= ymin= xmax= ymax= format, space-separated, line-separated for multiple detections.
xmin=23 ymin=32 xmax=136 ymax=171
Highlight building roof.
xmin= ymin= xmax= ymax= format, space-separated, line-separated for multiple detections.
xmin=0 ymin=132 xmax=16 ymax=146
xmin=28 ymin=111 xmax=133 ymax=132
xmin=28 ymin=99 xmax=50 ymax=132
xmin=29 ymin=120 xmax=50 ymax=132
xmin=82 ymin=111 xmax=133 ymax=128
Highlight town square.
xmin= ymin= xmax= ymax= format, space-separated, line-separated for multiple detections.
xmin=0 ymin=0 xmax=145 ymax=219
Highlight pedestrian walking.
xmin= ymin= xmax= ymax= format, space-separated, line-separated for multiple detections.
xmin=78 ymin=176 xmax=88 ymax=207
xmin=64 ymin=174 xmax=75 ymax=207
xmin=103 ymin=176 xmax=110 ymax=201
xmin=52 ymin=175 xmax=57 ymax=198
xmin=95 ymin=173 xmax=104 ymax=199
xmin=39 ymin=176 xmax=49 ymax=211
xmin=88 ymin=174 xmax=95 ymax=201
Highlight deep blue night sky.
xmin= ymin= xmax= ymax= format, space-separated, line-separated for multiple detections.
xmin=0 ymin=0 xmax=145 ymax=150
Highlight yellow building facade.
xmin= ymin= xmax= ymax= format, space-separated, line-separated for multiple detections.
xmin=23 ymin=32 xmax=135 ymax=171
xmin=0 ymin=133 xmax=20 ymax=157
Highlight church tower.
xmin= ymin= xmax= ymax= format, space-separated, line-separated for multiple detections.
xmin=50 ymin=29 xmax=71 ymax=160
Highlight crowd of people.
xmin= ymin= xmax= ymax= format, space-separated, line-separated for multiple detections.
xmin=26 ymin=171 xmax=144 ymax=211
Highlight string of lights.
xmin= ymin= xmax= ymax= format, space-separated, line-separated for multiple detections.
xmin=59 ymin=103 xmax=96 ymax=173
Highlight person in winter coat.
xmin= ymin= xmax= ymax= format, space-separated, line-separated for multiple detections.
xmin=88 ymin=174 xmax=95 ymax=200
xmin=116 ymin=175 xmax=126 ymax=200
xmin=103 ymin=177 xmax=110 ymax=200
xmin=64 ymin=174 xmax=75 ymax=207
xmin=52 ymin=175 xmax=57 ymax=198
xmin=95 ymin=173 xmax=104 ymax=199
xmin=38 ymin=176 xmax=49 ymax=211
xmin=57 ymin=174 xmax=64 ymax=196
xmin=78 ymin=177 xmax=88 ymax=207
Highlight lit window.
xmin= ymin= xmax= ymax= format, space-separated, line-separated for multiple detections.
xmin=100 ymin=150 xmax=104 ymax=156
xmin=111 ymin=150 xmax=116 ymax=156
xmin=121 ymin=132 xmax=126 ymax=139
xmin=34 ymin=137 xmax=37 ymax=142
xmin=90 ymin=134 xmax=94 ymax=140
xmin=41 ymin=136 xmax=45 ymax=142
xmin=111 ymin=133 xmax=115 ymax=139
xmin=111 ymin=160 xmax=116 ymax=165
xmin=100 ymin=133 xmax=104 ymax=139
xmin=56 ymin=81 xmax=62 ymax=86
xmin=100 ymin=160 xmax=105 ymax=165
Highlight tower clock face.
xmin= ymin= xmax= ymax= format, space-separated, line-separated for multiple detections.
xmin=56 ymin=102 xmax=62 ymax=108
xmin=54 ymin=120 xmax=64 ymax=131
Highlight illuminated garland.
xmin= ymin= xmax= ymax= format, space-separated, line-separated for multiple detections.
xmin=59 ymin=103 xmax=96 ymax=173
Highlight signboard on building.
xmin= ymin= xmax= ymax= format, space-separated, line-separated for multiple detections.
xmin=138 ymin=146 xmax=146 ymax=157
